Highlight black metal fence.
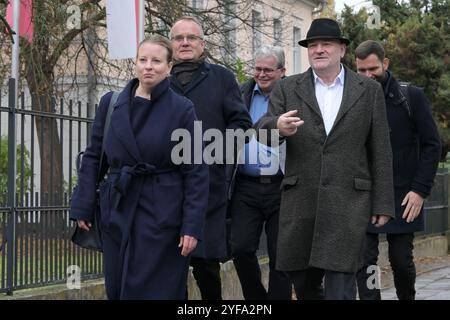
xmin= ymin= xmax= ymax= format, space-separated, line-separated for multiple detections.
xmin=0 ymin=81 xmax=102 ymax=295
xmin=418 ymin=168 xmax=449 ymax=236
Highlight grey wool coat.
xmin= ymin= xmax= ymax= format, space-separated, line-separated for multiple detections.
xmin=255 ymin=67 xmax=395 ymax=273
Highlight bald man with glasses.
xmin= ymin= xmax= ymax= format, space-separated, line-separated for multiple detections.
xmin=169 ymin=16 xmax=252 ymax=300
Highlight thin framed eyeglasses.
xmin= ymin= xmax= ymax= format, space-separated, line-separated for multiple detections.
xmin=171 ymin=34 xmax=203 ymax=43
xmin=254 ymin=67 xmax=283 ymax=75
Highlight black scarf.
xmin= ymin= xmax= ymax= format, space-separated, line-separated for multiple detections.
xmin=172 ymin=53 xmax=207 ymax=89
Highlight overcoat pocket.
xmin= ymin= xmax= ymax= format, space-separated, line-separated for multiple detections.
xmin=280 ymin=175 xmax=298 ymax=191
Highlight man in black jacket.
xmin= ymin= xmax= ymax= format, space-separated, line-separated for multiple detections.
xmin=355 ymin=40 xmax=442 ymax=300
xmin=169 ymin=16 xmax=252 ymax=300
xmin=229 ymin=45 xmax=292 ymax=300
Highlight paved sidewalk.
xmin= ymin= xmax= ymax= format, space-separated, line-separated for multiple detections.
xmin=380 ymin=254 xmax=450 ymax=300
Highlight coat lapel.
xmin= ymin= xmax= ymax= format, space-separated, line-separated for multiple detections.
xmin=109 ymin=80 xmax=142 ymax=163
xmin=183 ymin=62 xmax=209 ymax=94
xmin=294 ymin=69 xmax=323 ymax=119
xmin=331 ymin=67 xmax=365 ymax=131
xmin=169 ymin=75 xmax=183 ymax=93
xmin=241 ymin=79 xmax=255 ymax=111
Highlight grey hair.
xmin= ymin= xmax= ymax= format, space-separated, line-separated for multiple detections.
xmin=254 ymin=45 xmax=285 ymax=68
xmin=169 ymin=16 xmax=205 ymax=39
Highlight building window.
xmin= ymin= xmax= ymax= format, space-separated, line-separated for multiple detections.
xmin=192 ymin=0 xmax=204 ymax=10
xmin=252 ymin=10 xmax=262 ymax=55
xmin=221 ymin=1 xmax=237 ymax=64
xmin=273 ymin=18 xmax=282 ymax=46
xmin=293 ymin=26 xmax=301 ymax=73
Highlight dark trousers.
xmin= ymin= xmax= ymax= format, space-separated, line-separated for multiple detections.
xmin=230 ymin=177 xmax=292 ymax=300
xmin=288 ymin=268 xmax=356 ymax=300
xmin=356 ymin=232 xmax=416 ymax=300
xmin=190 ymin=257 xmax=222 ymax=300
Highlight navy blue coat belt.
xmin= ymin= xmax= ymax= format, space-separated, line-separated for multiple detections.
xmin=108 ymin=164 xmax=176 ymax=208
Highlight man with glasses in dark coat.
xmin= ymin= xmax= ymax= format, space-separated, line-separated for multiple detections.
xmin=230 ymin=45 xmax=292 ymax=300
xmin=169 ymin=16 xmax=252 ymax=300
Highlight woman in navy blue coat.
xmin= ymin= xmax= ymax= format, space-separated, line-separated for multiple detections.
xmin=70 ymin=35 xmax=209 ymax=299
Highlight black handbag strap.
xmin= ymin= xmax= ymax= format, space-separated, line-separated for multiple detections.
xmin=97 ymin=91 xmax=119 ymax=182
xmin=76 ymin=91 xmax=119 ymax=182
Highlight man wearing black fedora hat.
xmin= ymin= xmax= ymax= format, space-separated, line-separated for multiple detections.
xmin=297 ymin=18 xmax=350 ymax=47
xmin=255 ymin=18 xmax=395 ymax=300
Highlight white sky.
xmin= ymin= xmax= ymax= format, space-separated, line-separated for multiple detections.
xmin=334 ymin=0 xmax=374 ymax=14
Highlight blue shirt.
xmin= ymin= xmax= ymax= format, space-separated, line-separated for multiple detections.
xmin=238 ymin=84 xmax=285 ymax=177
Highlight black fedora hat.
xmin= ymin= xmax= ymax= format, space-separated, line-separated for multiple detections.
xmin=298 ymin=18 xmax=350 ymax=47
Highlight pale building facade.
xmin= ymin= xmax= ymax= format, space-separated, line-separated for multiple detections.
xmin=208 ymin=0 xmax=321 ymax=76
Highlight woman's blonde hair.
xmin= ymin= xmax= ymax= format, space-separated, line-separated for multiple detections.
xmin=137 ymin=35 xmax=173 ymax=62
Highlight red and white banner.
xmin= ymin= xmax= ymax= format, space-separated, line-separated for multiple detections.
xmin=106 ymin=0 xmax=142 ymax=59
xmin=6 ymin=0 xmax=33 ymax=43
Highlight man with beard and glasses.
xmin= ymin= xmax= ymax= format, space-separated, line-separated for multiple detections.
xmin=355 ymin=40 xmax=441 ymax=300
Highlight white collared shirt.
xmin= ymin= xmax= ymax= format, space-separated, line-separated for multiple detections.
xmin=313 ymin=66 xmax=345 ymax=135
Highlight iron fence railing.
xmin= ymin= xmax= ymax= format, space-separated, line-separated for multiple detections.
xmin=0 ymin=81 xmax=102 ymax=295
